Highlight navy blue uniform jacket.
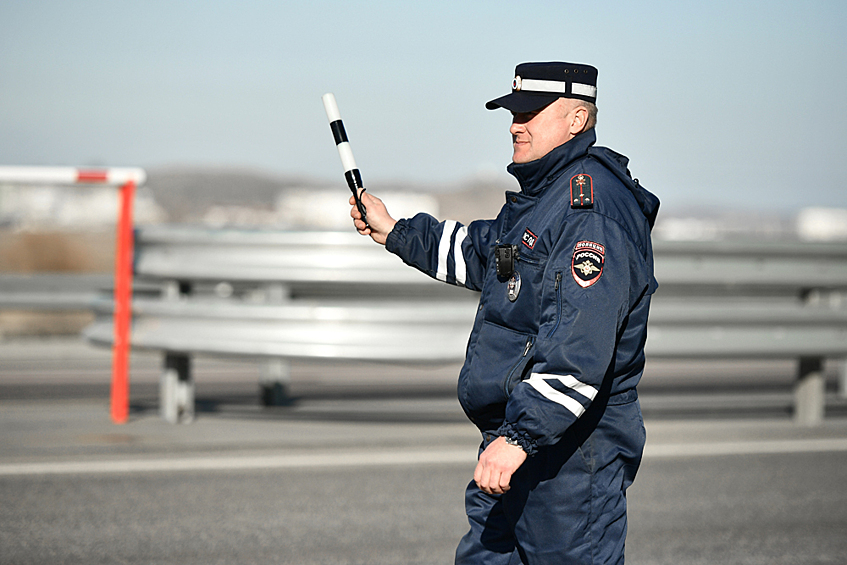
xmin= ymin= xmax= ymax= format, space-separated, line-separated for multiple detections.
xmin=386 ymin=129 xmax=660 ymax=454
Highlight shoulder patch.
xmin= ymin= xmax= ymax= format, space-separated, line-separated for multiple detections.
xmin=571 ymin=240 xmax=604 ymax=287
xmin=570 ymin=173 xmax=593 ymax=208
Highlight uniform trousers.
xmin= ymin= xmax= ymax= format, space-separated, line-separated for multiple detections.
xmin=455 ymin=390 xmax=645 ymax=565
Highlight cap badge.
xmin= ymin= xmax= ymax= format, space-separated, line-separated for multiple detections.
xmin=512 ymin=76 xmax=522 ymax=91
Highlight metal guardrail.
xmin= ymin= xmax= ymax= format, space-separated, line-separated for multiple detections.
xmin=652 ymin=240 xmax=847 ymax=290
xmin=83 ymin=297 xmax=478 ymax=363
xmin=646 ymin=300 xmax=847 ymax=358
xmin=79 ymin=296 xmax=847 ymax=362
xmin=133 ymin=227 xmax=439 ymax=289
xmin=0 ymin=274 xmax=112 ymax=310
xmin=133 ymin=225 xmax=847 ymax=291
xmin=4 ymin=226 xmax=847 ymax=425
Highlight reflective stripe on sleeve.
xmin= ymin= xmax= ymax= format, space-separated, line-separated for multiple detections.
xmin=525 ymin=373 xmax=598 ymax=417
xmin=436 ymin=220 xmax=457 ymax=282
xmin=453 ymin=225 xmax=468 ymax=285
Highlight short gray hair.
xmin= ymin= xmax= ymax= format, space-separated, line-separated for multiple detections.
xmin=578 ymin=101 xmax=598 ymax=129
xmin=560 ymin=98 xmax=598 ymax=130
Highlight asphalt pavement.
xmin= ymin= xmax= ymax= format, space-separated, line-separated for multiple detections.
xmin=1 ymin=337 xmax=846 ymax=565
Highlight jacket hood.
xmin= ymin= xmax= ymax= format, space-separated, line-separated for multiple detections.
xmin=586 ymin=145 xmax=661 ymax=229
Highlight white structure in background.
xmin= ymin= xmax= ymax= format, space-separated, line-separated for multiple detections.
xmin=797 ymin=208 xmax=847 ymax=242
xmin=276 ymin=189 xmax=440 ymax=230
xmin=651 ymin=216 xmax=721 ymax=241
xmin=201 ymin=205 xmax=280 ymax=228
xmin=0 ymin=183 xmax=166 ymax=230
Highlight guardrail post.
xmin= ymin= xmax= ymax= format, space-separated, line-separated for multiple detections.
xmin=161 ymin=352 xmax=194 ymax=423
xmin=795 ymin=357 xmax=825 ymax=426
xmin=261 ymin=358 xmax=292 ymax=406
xmin=260 ymin=282 xmax=292 ymax=406
xmin=159 ymin=279 xmax=195 ymax=423
xmin=162 ymin=280 xmax=192 ymax=301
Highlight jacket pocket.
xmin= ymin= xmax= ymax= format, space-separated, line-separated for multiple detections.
xmin=459 ymin=320 xmax=536 ymax=420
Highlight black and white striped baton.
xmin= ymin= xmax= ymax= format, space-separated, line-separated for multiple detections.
xmin=322 ymin=93 xmax=369 ymax=228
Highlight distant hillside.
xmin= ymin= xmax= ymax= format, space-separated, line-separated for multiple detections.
xmin=145 ymin=166 xmax=514 ymax=225
xmin=144 ymin=167 xmax=324 ymax=223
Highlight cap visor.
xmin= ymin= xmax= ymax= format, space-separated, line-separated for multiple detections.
xmin=485 ymin=92 xmax=558 ymax=113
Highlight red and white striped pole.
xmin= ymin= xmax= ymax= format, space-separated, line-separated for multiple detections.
xmin=0 ymin=166 xmax=146 ymax=424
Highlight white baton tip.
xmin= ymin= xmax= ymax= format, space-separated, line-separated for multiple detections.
xmin=322 ymin=93 xmax=341 ymax=122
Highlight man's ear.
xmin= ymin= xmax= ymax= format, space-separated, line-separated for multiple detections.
xmin=569 ymin=105 xmax=588 ymax=135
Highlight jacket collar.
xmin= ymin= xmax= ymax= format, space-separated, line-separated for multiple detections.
xmin=507 ymin=128 xmax=597 ymax=196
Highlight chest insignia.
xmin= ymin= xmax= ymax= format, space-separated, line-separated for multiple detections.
xmin=507 ymin=271 xmax=522 ymax=302
xmin=522 ymin=228 xmax=537 ymax=250
xmin=571 ymin=240 xmax=605 ymax=288
xmin=570 ymin=173 xmax=594 ymax=209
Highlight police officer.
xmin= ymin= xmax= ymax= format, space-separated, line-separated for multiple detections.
xmin=351 ymin=61 xmax=660 ymax=565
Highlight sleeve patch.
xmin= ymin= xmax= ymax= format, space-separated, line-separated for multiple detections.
xmin=571 ymin=240 xmax=605 ymax=288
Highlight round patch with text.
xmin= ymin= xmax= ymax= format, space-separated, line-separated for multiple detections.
xmin=571 ymin=240 xmax=605 ymax=288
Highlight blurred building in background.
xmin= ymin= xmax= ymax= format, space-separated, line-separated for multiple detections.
xmin=1 ymin=166 xmax=845 ymax=272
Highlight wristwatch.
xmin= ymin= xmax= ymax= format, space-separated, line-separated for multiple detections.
xmin=504 ymin=435 xmax=525 ymax=451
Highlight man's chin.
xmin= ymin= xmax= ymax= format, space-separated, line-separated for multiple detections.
xmin=512 ymin=148 xmax=531 ymax=164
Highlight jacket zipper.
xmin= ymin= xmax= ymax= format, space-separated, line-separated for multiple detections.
xmin=515 ymin=253 xmax=540 ymax=266
xmin=547 ymin=272 xmax=563 ymax=337
xmin=504 ymin=335 xmax=535 ymax=397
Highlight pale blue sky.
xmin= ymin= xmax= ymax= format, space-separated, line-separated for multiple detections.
xmin=1 ymin=0 xmax=844 ymax=211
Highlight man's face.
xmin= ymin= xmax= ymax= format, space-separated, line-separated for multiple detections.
xmin=510 ymin=98 xmax=578 ymax=164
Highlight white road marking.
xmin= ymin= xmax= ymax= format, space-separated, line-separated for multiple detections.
xmin=2 ymin=438 xmax=846 ymax=477
xmin=644 ymin=437 xmax=847 ymax=459
xmin=0 ymin=448 xmax=476 ymax=476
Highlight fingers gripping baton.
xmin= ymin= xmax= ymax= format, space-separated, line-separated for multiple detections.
xmin=322 ymin=93 xmax=369 ymax=228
